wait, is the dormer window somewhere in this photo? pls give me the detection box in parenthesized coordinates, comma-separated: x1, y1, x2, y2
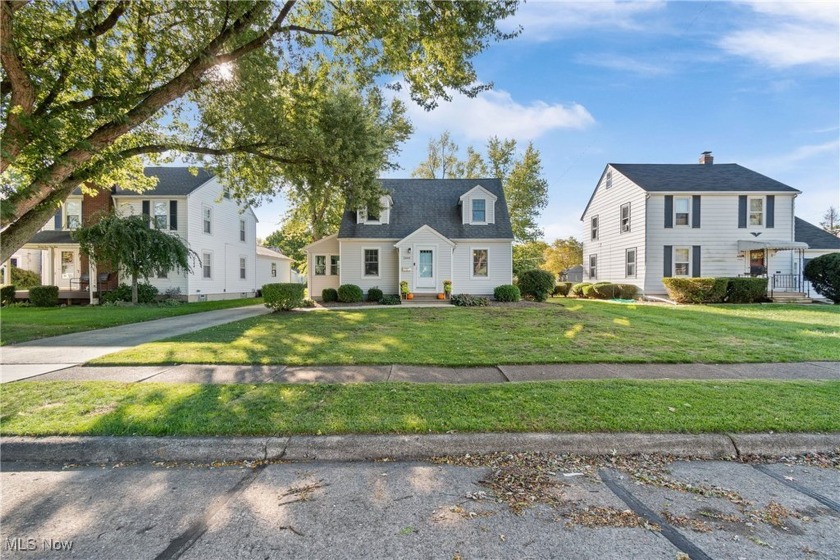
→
(357, 195, 391, 224)
(472, 199, 486, 223)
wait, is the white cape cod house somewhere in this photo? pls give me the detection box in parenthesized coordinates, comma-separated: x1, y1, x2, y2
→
(580, 152, 821, 300)
(304, 179, 514, 299)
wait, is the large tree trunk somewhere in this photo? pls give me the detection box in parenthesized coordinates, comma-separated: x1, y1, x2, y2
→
(0, 181, 77, 262)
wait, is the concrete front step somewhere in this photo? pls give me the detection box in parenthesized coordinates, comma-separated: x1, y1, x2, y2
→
(771, 292, 812, 303)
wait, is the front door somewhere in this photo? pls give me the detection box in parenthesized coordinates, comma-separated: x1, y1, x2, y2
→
(416, 247, 436, 289)
(749, 250, 766, 276)
(57, 249, 79, 288)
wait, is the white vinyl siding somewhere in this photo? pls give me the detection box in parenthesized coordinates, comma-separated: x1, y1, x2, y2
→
(674, 197, 691, 226)
(460, 187, 496, 225)
(339, 240, 399, 294)
(451, 241, 512, 295)
(256, 255, 291, 287)
(394, 227, 456, 294)
(306, 236, 340, 297)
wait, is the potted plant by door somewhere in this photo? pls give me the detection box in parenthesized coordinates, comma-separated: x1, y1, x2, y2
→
(400, 281, 409, 300)
(443, 280, 452, 300)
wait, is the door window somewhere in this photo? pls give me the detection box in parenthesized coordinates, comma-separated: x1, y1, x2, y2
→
(61, 251, 75, 279)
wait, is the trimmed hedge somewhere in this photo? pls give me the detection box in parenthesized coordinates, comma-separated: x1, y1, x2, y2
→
(367, 287, 384, 302)
(581, 284, 597, 298)
(804, 253, 840, 303)
(321, 288, 338, 302)
(263, 283, 305, 311)
(592, 282, 620, 299)
(494, 284, 521, 302)
(518, 269, 555, 302)
(570, 282, 591, 297)
(29, 285, 59, 307)
(617, 284, 639, 300)
(726, 277, 768, 303)
(101, 283, 159, 304)
(337, 284, 363, 303)
(553, 282, 573, 297)
(662, 277, 728, 304)
(11, 266, 41, 289)
(450, 294, 489, 307)
(379, 294, 401, 305)
(1, 285, 16, 306)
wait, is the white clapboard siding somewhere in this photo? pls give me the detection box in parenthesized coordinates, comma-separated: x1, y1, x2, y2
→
(450, 241, 512, 295)
(307, 235, 340, 298)
(339, 239, 400, 295)
(256, 255, 292, 287)
(394, 227, 454, 294)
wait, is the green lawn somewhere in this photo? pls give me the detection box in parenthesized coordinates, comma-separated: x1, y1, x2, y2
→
(2, 380, 837, 436)
(0, 298, 263, 346)
(90, 299, 840, 366)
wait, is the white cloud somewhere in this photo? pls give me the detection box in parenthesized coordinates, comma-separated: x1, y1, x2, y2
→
(500, 1, 666, 41)
(400, 88, 595, 141)
(749, 139, 840, 172)
(574, 53, 672, 76)
(719, 2, 839, 68)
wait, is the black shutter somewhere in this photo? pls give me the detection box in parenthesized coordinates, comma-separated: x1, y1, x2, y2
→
(169, 200, 178, 230)
(663, 245, 672, 278)
(664, 195, 673, 228)
(54, 209, 62, 229)
(692, 195, 701, 228)
(738, 195, 747, 228)
(692, 246, 701, 277)
(142, 200, 151, 226)
(766, 195, 775, 228)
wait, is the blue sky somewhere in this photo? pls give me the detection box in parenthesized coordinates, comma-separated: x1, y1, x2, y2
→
(255, 1, 839, 241)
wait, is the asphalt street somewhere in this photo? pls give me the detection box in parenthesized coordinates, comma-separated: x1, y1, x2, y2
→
(2, 456, 838, 559)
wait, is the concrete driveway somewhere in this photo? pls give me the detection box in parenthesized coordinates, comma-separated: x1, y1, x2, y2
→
(0, 305, 271, 382)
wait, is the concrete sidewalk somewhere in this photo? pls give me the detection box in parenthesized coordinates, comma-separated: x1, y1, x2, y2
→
(12, 360, 840, 384)
(0, 304, 271, 382)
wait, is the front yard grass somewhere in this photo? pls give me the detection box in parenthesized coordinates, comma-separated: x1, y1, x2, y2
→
(2, 380, 837, 436)
(0, 298, 263, 346)
(90, 299, 840, 366)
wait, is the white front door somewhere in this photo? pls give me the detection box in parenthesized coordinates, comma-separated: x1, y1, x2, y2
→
(416, 246, 436, 290)
(57, 249, 79, 288)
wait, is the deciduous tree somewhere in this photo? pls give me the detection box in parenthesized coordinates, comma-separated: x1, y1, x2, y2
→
(542, 237, 583, 278)
(820, 206, 840, 236)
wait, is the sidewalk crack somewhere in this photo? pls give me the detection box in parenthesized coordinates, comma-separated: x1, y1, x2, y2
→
(725, 433, 741, 459)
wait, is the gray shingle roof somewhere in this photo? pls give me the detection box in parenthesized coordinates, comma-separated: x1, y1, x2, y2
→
(26, 231, 76, 244)
(113, 167, 215, 197)
(338, 179, 513, 240)
(795, 217, 840, 250)
(611, 163, 800, 193)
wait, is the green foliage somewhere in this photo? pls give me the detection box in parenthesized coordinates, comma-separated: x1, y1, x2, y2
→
(29, 286, 59, 307)
(400, 281, 409, 295)
(450, 294, 490, 307)
(367, 287, 384, 302)
(581, 284, 597, 299)
(513, 241, 549, 277)
(443, 280, 452, 294)
(494, 284, 521, 302)
(725, 277, 768, 304)
(517, 269, 555, 302)
(11, 266, 41, 289)
(101, 283, 159, 305)
(1, 285, 17, 306)
(662, 278, 729, 304)
(543, 237, 583, 277)
(262, 283, 305, 311)
(74, 214, 194, 303)
(264, 218, 315, 274)
(337, 284, 364, 303)
(591, 282, 620, 299)
(804, 253, 840, 303)
(617, 284, 640, 300)
(321, 288, 339, 303)
(302, 298, 316, 308)
(379, 295, 402, 305)
(570, 283, 592, 297)
(553, 282, 573, 297)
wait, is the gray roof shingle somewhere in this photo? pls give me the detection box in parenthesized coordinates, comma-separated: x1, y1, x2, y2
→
(113, 167, 215, 197)
(338, 178, 513, 240)
(27, 231, 76, 244)
(610, 163, 800, 193)
(795, 217, 840, 250)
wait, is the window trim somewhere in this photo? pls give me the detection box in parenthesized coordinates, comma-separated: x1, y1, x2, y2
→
(239, 256, 247, 280)
(271, 262, 277, 278)
(673, 246, 691, 277)
(589, 254, 597, 280)
(330, 255, 340, 276)
(748, 196, 764, 227)
(620, 202, 631, 233)
(605, 169, 613, 189)
(590, 215, 599, 241)
(65, 200, 82, 230)
(153, 200, 168, 230)
(625, 247, 637, 278)
(239, 219, 246, 242)
(202, 205, 212, 235)
(313, 255, 327, 276)
(471, 247, 489, 279)
(471, 198, 487, 224)
(363, 247, 380, 278)
(674, 196, 691, 227)
(202, 251, 213, 280)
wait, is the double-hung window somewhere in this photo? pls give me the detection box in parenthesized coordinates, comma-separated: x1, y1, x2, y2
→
(65, 201, 82, 230)
(239, 257, 247, 280)
(203, 206, 212, 234)
(472, 199, 486, 223)
(240, 219, 246, 242)
(749, 197, 764, 226)
(364, 249, 379, 277)
(330, 255, 340, 276)
(314, 255, 327, 276)
(472, 249, 488, 277)
(589, 254, 597, 279)
(590, 216, 599, 240)
(625, 248, 636, 277)
(620, 203, 631, 233)
(271, 263, 277, 278)
(675, 197, 690, 226)
(153, 201, 167, 229)
(674, 247, 691, 277)
(202, 252, 212, 279)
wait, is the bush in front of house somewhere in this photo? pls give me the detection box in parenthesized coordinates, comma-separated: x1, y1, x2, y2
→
(29, 285, 60, 307)
(450, 294, 490, 307)
(804, 252, 840, 304)
(592, 282, 620, 299)
(662, 277, 728, 304)
(337, 284, 363, 303)
(725, 277, 768, 303)
(262, 283, 306, 311)
(101, 283, 159, 304)
(11, 267, 41, 289)
(553, 282, 573, 297)
(581, 284, 597, 299)
(379, 294, 402, 305)
(321, 288, 338, 302)
(1, 285, 16, 306)
(367, 287, 384, 302)
(494, 284, 521, 302)
(617, 284, 639, 300)
(570, 282, 591, 297)
(517, 269, 555, 302)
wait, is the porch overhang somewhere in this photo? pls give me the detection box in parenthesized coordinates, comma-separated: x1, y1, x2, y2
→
(23, 230, 78, 248)
(737, 240, 809, 251)
(394, 225, 455, 249)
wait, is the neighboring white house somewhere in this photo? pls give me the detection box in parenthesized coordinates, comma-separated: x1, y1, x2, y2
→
(256, 246, 295, 288)
(12, 167, 260, 302)
(304, 179, 514, 299)
(580, 152, 813, 298)
(794, 217, 840, 300)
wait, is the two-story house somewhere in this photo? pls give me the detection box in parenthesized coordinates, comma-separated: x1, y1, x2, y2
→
(580, 152, 814, 298)
(14, 167, 260, 302)
(304, 178, 514, 299)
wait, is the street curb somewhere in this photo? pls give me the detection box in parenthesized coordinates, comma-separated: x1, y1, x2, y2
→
(4, 432, 836, 465)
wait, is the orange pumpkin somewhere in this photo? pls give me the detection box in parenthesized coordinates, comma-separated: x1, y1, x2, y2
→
(406, 293, 414, 300)
(437, 293, 445, 299)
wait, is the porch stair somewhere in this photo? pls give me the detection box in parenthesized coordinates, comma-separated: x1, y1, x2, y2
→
(770, 292, 812, 304)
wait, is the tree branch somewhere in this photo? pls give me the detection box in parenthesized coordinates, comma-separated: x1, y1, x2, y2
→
(1, 0, 37, 173)
(117, 142, 313, 165)
(40, 1, 128, 52)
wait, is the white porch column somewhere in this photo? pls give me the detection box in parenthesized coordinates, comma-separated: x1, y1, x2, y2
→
(47, 247, 55, 286)
(88, 260, 97, 304)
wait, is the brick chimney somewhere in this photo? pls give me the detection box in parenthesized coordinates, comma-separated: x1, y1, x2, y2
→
(699, 151, 714, 165)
